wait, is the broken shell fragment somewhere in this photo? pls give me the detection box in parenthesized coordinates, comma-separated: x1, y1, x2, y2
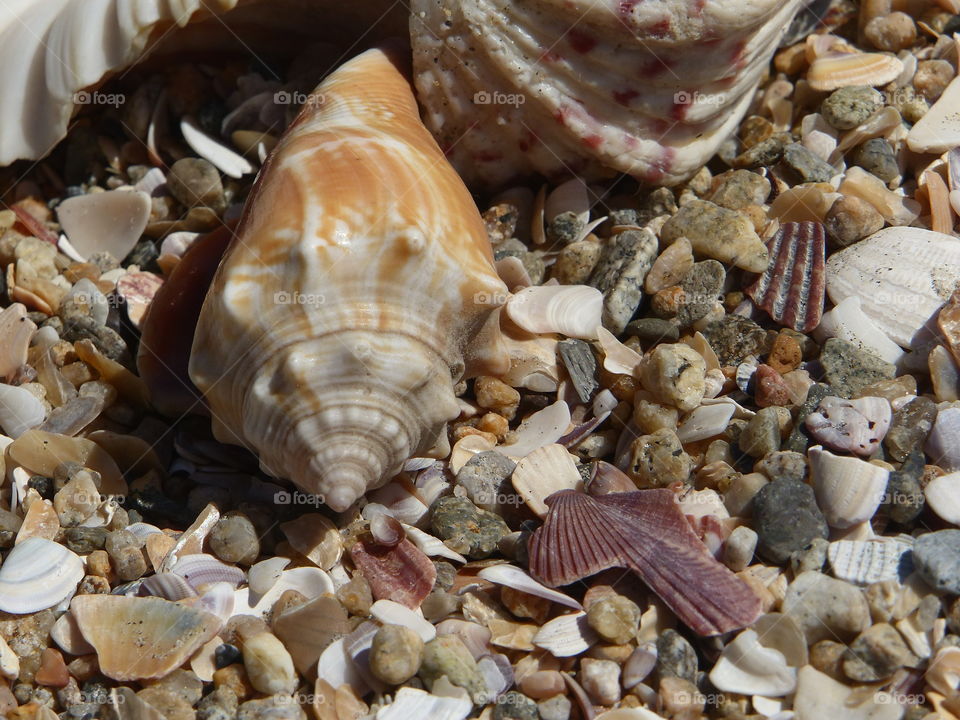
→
(808, 446, 888, 529)
(708, 629, 797, 697)
(71, 594, 221, 680)
(510, 443, 582, 518)
(804, 396, 892, 457)
(505, 285, 603, 340)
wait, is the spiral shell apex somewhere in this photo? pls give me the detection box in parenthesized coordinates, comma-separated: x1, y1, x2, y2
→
(189, 47, 508, 511)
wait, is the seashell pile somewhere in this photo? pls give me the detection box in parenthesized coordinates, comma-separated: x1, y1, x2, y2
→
(0, 0, 959, 717)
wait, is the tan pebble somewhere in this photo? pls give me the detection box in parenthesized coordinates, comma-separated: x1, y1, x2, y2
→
(452, 425, 498, 444)
(774, 45, 808, 75)
(585, 643, 634, 663)
(271, 589, 308, 621)
(136, 686, 195, 720)
(336, 575, 373, 616)
(650, 285, 685, 318)
(864, 12, 915, 52)
(768, 333, 802, 375)
(519, 670, 566, 699)
(755, 364, 792, 408)
(213, 664, 254, 701)
(632, 396, 678, 435)
(474, 376, 520, 420)
(579, 658, 621, 706)
(809, 639, 847, 680)
(501, 586, 551, 624)
(477, 412, 509, 440)
(34, 648, 68, 688)
(599, 367, 638, 401)
(645, 238, 694, 294)
(741, 204, 767, 233)
(739, 115, 776, 149)
(369, 625, 424, 685)
(66, 654, 99, 683)
(586, 595, 641, 645)
(553, 240, 602, 285)
(723, 472, 769, 517)
(913, 59, 955, 103)
(53, 472, 100, 527)
(660, 676, 704, 716)
(86, 550, 111, 578)
(638, 343, 706, 411)
(627, 428, 692, 488)
(241, 631, 297, 695)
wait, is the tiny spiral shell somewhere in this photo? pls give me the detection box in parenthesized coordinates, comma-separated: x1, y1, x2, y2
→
(189, 47, 507, 511)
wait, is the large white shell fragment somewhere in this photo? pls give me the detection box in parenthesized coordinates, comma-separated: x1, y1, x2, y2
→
(808, 446, 888, 530)
(826, 227, 960, 349)
(505, 285, 603, 340)
(376, 687, 471, 720)
(478, 563, 582, 610)
(908, 76, 960, 154)
(827, 539, 913, 585)
(0, 537, 84, 614)
(0, 383, 46, 438)
(708, 629, 796, 697)
(533, 612, 598, 657)
(815, 296, 904, 365)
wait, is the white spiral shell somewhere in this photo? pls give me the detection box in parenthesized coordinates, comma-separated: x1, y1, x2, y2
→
(188, 47, 507, 511)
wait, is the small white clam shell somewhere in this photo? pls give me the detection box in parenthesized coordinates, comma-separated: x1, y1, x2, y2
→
(815, 296, 904, 365)
(510, 443, 582, 518)
(140, 572, 198, 601)
(180, 116, 254, 178)
(248, 557, 290, 596)
(0, 537, 84, 614)
(377, 687, 472, 720)
(316, 637, 366, 694)
(172, 553, 246, 591)
(923, 471, 960, 525)
(925, 407, 960, 472)
(805, 396, 892, 457)
(370, 599, 436, 642)
(505, 285, 603, 340)
(233, 566, 334, 618)
(0, 383, 46, 438)
(273, 594, 353, 676)
(496, 401, 572, 459)
(194, 581, 236, 623)
(533, 612, 598, 657)
(56, 190, 151, 262)
(677, 403, 735, 443)
(826, 227, 960, 349)
(478, 564, 582, 610)
(827, 539, 913, 586)
(808, 446, 888, 529)
(908, 76, 960, 154)
(708, 629, 796, 697)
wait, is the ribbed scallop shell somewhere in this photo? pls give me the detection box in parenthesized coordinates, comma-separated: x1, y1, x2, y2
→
(412, 0, 807, 186)
(189, 47, 507, 512)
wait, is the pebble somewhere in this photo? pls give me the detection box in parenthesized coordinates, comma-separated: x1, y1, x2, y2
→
(913, 59, 955, 102)
(475, 376, 520, 420)
(849, 138, 899, 185)
(734, 133, 788, 168)
(656, 630, 698, 683)
(456, 451, 517, 513)
(767, 333, 802, 375)
(431, 496, 510, 559)
(579, 658, 621, 705)
(723, 525, 758, 572)
(197, 686, 238, 720)
(882, 449, 925, 524)
(824, 195, 885, 248)
(708, 170, 771, 210)
(753, 479, 829, 564)
(913, 530, 960, 594)
(819, 338, 896, 398)
(419, 635, 488, 703)
(240, 631, 296, 695)
(167, 158, 226, 212)
(137, 686, 195, 720)
(519, 670, 565, 700)
(676, 260, 725, 327)
(739, 407, 783, 459)
(625, 317, 679, 344)
(645, 237, 694, 294)
(553, 240, 602, 285)
(547, 211, 584, 246)
(782, 571, 871, 643)
(104, 529, 147, 581)
(215, 644, 242, 669)
(588, 228, 658, 333)
(123, 239, 160, 270)
(754, 364, 791, 408)
(482, 203, 518, 245)
(660, 199, 769, 273)
(494, 691, 540, 720)
(628, 429, 693, 487)
(810, 639, 847, 680)
(237, 696, 306, 720)
(820, 86, 884, 130)
(782, 142, 836, 183)
(209, 514, 260, 565)
(62, 526, 109, 554)
(885, 395, 936, 462)
(557, 339, 598, 403)
(637, 187, 678, 222)
(586, 595, 641, 645)
(538, 694, 572, 720)
(53, 471, 100, 527)
(842, 623, 918, 681)
(791, 537, 829, 575)
(701, 314, 768, 366)
(864, 12, 916, 52)
(756, 450, 807, 483)
(369, 624, 424, 685)
(637, 343, 706, 412)
(35, 648, 69, 687)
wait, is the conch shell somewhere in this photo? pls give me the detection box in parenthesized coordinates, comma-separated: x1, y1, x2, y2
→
(188, 47, 507, 511)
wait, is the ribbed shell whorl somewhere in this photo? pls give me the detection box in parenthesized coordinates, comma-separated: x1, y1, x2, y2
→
(188, 47, 507, 511)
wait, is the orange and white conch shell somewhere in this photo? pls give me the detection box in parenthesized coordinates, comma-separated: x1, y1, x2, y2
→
(188, 47, 508, 511)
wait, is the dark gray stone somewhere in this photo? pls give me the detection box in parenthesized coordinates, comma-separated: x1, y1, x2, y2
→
(754, 479, 829, 564)
(914, 530, 960, 594)
(558, 339, 598, 403)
